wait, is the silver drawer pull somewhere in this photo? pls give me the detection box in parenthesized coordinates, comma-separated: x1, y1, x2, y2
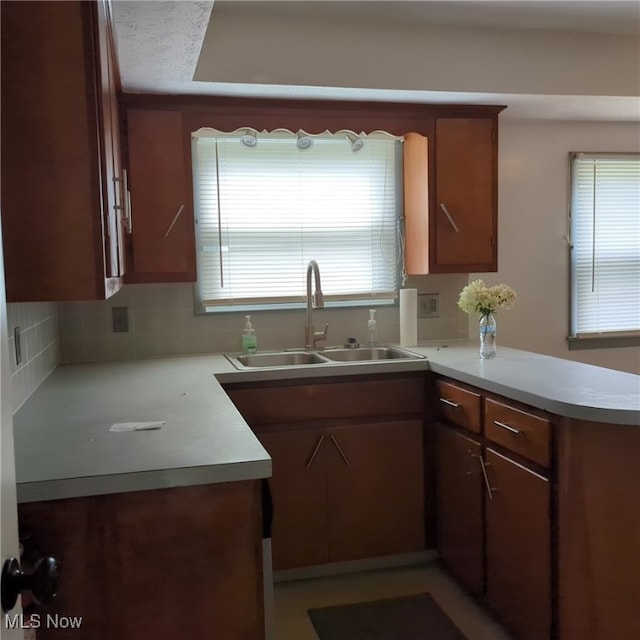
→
(477, 457, 495, 500)
(306, 435, 325, 470)
(494, 420, 521, 435)
(330, 435, 351, 466)
(439, 203, 460, 233)
(439, 398, 461, 409)
(164, 204, 185, 238)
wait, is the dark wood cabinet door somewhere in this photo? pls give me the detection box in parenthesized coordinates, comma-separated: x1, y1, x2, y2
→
(95, 0, 125, 279)
(434, 117, 497, 272)
(257, 428, 329, 570)
(435, 424, 484, 595)
(327, 420, 425, 563)
(18, 482, 264, 640)
(485, 448, 551, 640)
(1, 0, 123, 301)
(125, 108, 196, 282)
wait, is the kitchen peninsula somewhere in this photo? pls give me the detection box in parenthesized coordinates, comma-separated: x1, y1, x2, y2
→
(13, 344, 639, 640)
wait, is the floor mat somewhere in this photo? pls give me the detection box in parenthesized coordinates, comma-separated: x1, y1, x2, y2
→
(308, 592, 469, 640)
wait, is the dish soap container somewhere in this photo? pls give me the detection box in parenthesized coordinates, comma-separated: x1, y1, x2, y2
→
(367, 309, 378, 346)
(242, 315, 257, 354)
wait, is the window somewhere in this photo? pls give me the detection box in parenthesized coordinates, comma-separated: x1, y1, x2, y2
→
(192, 129, 402, 312)
(569, 153, 640, 348)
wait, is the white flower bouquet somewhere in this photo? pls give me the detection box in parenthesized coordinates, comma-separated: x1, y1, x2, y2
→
(458, 279, 517, 317)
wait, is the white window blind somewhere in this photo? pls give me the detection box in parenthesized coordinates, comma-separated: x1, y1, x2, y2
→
(570, 153, 640, 337)
(192, 130, 402, 311)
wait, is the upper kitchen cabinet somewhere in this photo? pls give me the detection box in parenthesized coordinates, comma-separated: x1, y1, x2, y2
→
(404, 114, 501, 274)
(1, 0, 125, 302)
(123, 108, 196, 283)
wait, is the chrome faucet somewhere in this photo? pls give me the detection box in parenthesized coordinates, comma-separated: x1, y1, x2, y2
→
(305, 260, 329, 349)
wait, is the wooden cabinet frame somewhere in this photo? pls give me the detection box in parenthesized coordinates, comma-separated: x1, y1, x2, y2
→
(224, 373, 430, 571)
(432, 374, 640, 640)
(1, 0, 125, 301)
(119, 94, 505, 284)
(433, 376, 553, 640)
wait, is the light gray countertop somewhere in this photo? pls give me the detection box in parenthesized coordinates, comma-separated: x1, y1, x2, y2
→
(410, 343, 640, 426)
(13, 355, 269, 503)
(13, 343, 639, 503)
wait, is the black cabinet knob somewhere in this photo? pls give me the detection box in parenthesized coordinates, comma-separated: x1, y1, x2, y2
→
(1, 556, 59, 613)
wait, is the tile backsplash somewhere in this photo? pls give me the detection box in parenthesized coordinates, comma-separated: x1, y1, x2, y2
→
(58, 276, 469, 363)
(7, 302, 59, 412)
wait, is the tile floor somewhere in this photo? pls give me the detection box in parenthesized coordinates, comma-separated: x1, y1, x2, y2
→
(273, 563, 514, 640)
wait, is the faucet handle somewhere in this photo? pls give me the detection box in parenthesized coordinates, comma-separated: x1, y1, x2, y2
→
(313, 324, 329, 347)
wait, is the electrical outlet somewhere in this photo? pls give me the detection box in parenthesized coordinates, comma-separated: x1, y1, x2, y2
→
(418, 293, 440, 318)
(14, 326, 22, 365)
(112, 307, 129, 333)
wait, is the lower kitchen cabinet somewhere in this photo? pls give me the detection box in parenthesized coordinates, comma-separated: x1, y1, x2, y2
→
(435, 424, 483, 596)
(18, 482, 264, 639)
(485, 448, 551, 640)
(225, 373, 429, 572)
(259, 419, 425, 570)
(434, 376, 553, 640)
(257, 428, 328, 570)
(327, 420, 425, 563)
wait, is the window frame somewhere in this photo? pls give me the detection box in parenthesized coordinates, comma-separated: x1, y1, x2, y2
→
(191, 129, 405, 314)
(567, 151, 640, 350)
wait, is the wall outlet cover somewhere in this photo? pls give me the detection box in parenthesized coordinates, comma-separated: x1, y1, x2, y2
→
(418, 293, 440, 318)
(112, 307, 129, 333)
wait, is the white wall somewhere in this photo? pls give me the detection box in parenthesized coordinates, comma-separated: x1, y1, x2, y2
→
(197, 5, 640, 98)
(472, 120, 640, 374)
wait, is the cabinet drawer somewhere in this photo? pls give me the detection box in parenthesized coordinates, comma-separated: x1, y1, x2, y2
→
(435, 380, 481, 433)
(226, 376, 425, 426)
(485, 398, 550, 467)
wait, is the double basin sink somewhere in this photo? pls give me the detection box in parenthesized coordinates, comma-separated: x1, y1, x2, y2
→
(225, 345, 424, 370)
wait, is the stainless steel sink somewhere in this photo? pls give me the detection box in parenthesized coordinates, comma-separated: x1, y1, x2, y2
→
(320, 346, 423, 362)
(225, 350, 329, 369)
(225, 345, 424, 370)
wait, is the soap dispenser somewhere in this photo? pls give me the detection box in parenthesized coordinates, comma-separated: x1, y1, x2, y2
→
(367, 309, 378, 346)
(242, 315, 257, 354)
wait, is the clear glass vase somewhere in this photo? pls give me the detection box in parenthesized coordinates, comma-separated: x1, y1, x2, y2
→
(479, 313, 497, 359)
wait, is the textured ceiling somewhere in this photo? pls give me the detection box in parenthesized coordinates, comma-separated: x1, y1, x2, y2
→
(112, 1, 213, 91)
(111, 1, 640, 120)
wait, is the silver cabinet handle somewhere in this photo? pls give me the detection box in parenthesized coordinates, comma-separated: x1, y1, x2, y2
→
(126, 189, 133, 234)
(123, 169, 132, 234)
(330, 435, 351, 466)
(439, 203, 460, 233)
(477, 456, 495, 501)
(164, 204, 185, 238)
(494, 420, 521, 435)
(439, 398, 461, 409)
(113, 171, 132, 234)
(306, 435, 325, 470)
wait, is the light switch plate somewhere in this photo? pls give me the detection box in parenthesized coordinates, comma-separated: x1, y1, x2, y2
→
(14, 326, 22, 365)
(418, 293, 440, 318)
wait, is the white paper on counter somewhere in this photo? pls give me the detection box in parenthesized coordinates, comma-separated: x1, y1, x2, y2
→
(109, 421, 166, 432)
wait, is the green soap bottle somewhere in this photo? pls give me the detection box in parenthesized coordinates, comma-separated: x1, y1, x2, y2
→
(242, 315, 257, 354)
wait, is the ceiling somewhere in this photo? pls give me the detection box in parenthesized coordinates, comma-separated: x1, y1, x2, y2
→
(112, 0, 640, 120)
